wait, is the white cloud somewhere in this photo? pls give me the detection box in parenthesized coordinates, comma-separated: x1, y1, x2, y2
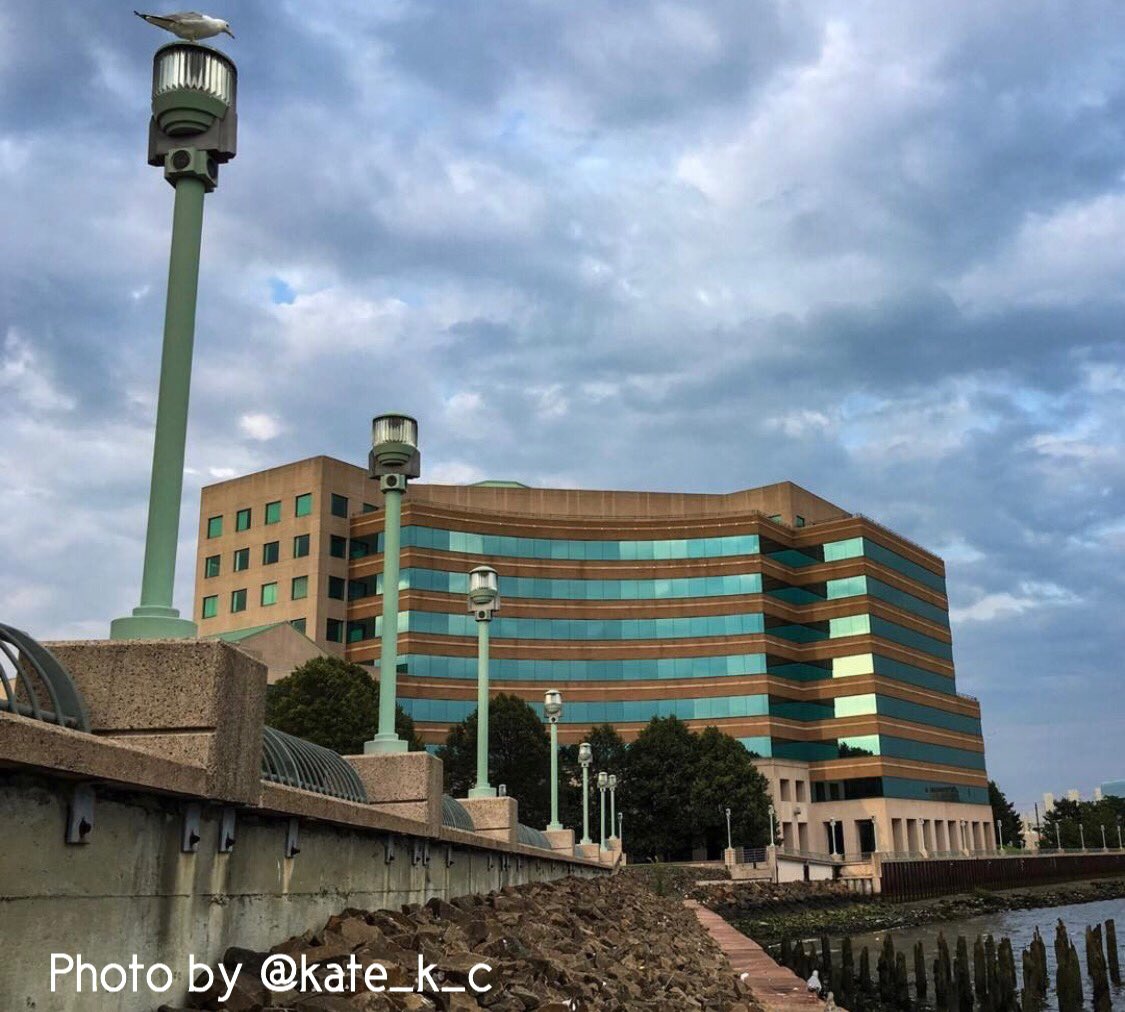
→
(950, 581, 1079, 623)
(427, 460, 488, 485)
(238, 413, 283, 441)
(0, 329, 75, 413)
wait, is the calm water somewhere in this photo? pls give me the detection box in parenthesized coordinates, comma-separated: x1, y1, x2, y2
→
(822, 898, 1125, 1011)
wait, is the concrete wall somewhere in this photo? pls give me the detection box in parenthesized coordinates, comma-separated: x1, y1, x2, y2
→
(1, 772, 599, 1012)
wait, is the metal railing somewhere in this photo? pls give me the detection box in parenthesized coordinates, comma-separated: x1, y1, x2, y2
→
(260, 726, 368, 803)
(0, 623, 90, 731)
(517, 823, 553, 850)
(441, 794, 474, 831)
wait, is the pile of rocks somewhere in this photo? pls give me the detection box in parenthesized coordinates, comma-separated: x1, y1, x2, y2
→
(163, 874, 760, 1011)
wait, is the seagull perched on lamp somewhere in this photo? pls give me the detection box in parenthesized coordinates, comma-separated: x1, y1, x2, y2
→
(135, 11, 234, 41)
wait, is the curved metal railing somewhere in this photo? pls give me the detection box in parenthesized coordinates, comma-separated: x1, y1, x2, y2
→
(260, 726, 368, 803)
(517, 823, 553, 850)
(0, 623, 90, 731)
(441, 794, 474, 830)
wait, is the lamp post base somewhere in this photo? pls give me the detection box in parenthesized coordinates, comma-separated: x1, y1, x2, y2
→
(363, 734, 409, 754)
(468, 785, 497, 798)
(546, 821, 562, 831)
(110, 607, 197, 640)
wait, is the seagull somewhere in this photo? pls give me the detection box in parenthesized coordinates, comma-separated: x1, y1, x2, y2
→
(134, 11, 234, 41)
(806, 969, 821, 994)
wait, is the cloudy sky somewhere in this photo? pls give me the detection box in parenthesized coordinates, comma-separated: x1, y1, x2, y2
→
(2, 1, 1123, 807)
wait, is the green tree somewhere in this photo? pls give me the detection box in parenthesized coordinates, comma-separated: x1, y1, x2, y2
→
(1042, 795, 1125, 850)
(620, 716, 699, 860)
(988, 780, 1025, 848)
(437, 693, 551, 827)
(690, 725, 772, 855)
(264, 655, 422, 754)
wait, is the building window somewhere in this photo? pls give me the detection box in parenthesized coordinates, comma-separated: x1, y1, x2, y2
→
(295, 492, 312, 517)
(204, 555, 220, 578)
(293, 533, 310, 558)
(206, 515, 223, 538)
(290, 618, 306, 634)
(265, 500, 281, 525)
(263, 541, 280, 565)
(233, 547, 250, 572)
(201, 595, 218, 619)
(231, 589, 247, 613)
(795, 515, 806, 528)
(235, 507, 251, 532)
(331, 493, 349, 518)
(326, 618, 344, 643)
(362, 502, 377, 514)
(291, 575, 308, 600)
(328, 576, 346, 600)
(330, 535, 347, 558)
(261, 582, 278, 606)
(768, 514, 782, 523)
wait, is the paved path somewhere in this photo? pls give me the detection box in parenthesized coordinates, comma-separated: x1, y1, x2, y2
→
(684, 899, 828, 1011)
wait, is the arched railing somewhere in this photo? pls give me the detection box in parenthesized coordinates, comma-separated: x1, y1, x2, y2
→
(260, 726, 368, 803)
(0, 623, 90, 731)
(517, 823, 553, 850)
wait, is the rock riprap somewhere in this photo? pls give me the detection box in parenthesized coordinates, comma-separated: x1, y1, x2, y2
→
(162, 874, 760, 1011)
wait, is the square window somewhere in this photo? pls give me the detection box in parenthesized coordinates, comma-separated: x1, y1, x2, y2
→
(201, 595, 218, 619)
(295, 492, 313, 517)
(206, 515, 222, 538)
(261, 582, 277, 606)
(233, 547, 249, 572)
(331, 493, 349, 518)
(290, 617, 306, 634)
(291, 575, 308, 600)
(235, 508, 251, 532)
(293, 533, 310, 558)
(326, 618, 344, 643)
(362, 502, 377, 514)
(263, 541, 280, 565)
(328, 576, 346, 600)
(204, 554, 220, 578)
(230, 588, 247, 613)
(330, 535, 347, 559)
(265, 500, 281, 525)
(795, 515, 806, 528)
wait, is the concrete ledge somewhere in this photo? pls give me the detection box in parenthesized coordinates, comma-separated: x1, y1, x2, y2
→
(345, 751, 442, 832)
(545, 828, 575, 853)
(458, 795, 518, 843)
(575, 842, 601, 862)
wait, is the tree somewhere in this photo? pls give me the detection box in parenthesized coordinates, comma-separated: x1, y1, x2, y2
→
(620, 716, 699, 861)
(264, 655, 422, 754)
(437, 693, 551, 827)
(1042, 795, 1125, 850)
(988, 780, 1025, 848)
(690, 725, 772, 856)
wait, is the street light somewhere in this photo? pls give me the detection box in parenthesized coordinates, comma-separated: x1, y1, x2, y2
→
(543, 689, 563, 828)
(828, 819, 837, 857)
(724, 806, 733, 851)
(960, 819, 968, 854)
(618, 812, 624, 849)
(364, 413, 421, 754)
(598, 771, 608, 851)
(464, 565, 500, 795)
(578, 743, 593, 845)
(997, 819, 1005, 850)
(768, 804, 776, 847)
(1056, 823, 1062, 851)
(608, 774, 619, 841)
(1079, 823, 1086, 851)
(1101, 824, 1107, 851)
(111, 43, 238, 639)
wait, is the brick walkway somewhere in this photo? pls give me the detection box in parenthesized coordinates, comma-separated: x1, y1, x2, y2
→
(684, 899, 828, 1011)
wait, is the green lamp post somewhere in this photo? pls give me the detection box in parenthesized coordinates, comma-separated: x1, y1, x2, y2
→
(578, 742, 592, 845)
(364, 413, 420, 754)
(467, 565, 500, 797)
(597, 770, 608, 851)
(543, 689, 563, 830)
(608, 773, 618, 840)
(111, 43, 237, 640)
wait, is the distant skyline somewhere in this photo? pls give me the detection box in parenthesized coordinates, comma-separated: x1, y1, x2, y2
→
(1, 2, 1122, 806)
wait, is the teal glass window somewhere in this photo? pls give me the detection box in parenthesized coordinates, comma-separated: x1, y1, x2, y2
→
(233, 547, 249, 572)
(235, 508, 251, 532)
(263, 541, 279, 565)
(204, 554, 220, 578)
(261, 582, 277, 606)
(331, 493, 348, 518)
(291, 575, 308, 600)
(265, 500, 281, 525)
(328, 576, 346, 600)
(362, 502, 377, 514)
(230, 589, 247, 613)
(293, 533, 310, 558)
(869, 616, 953, 661)
(330, 535, 347, 559)
(290, 618, 306, 634)
(201, 595, 218, 619)
(206, 515, 223, 538)
(326, 618, 344, 643)
(295, 493, 312, 517)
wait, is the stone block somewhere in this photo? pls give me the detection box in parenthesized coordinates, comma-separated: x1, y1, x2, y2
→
(457, 796, 518, 843)
(544, 828, 575, 853)
(575, 842, 601, 862)
(44, 640, 266, 804)
(723, 846, 738, 866)
(345, 751, 443, 831)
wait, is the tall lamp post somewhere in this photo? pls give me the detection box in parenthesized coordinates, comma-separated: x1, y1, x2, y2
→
(467, 566, 500, 795)
(364, 413, 420, 754)
(578, 743, 593, 845)
(543, 689, 563, 828)
(598, 771, 608, 851)
(608, 774, 619, 841)
(997, 819, 1005, 851)
(111, 43, 237, 639)
(618, 812, 624, 849)
(768, 804, 776, 847)
(724, 806, 733, 851)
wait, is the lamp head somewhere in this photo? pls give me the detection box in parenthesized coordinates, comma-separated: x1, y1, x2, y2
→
(543, 689, 563, 720)
(608, 774, 617, 789)
(468, 565, 500, 618)
(597, 771, 608, 788)
(578, 742, 592, 766)
(369, 413, 421, 481)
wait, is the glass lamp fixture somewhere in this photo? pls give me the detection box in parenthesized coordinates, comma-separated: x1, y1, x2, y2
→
(543, 689, 563, 722)
(578, 742, 592, 767)
(152, 43, 236, 135)
(468, 565, 499, 611)
(597, 771, 608, 789)
(371, 413, 419, 469)
(608, 773, 617, 790)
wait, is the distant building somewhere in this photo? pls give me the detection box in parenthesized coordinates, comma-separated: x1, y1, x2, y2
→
(1102, 779, 1125, 799)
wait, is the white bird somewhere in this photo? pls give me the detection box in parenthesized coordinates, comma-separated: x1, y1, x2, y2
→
(134, 11, 234, 41)
(806, 969, 821, 994)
